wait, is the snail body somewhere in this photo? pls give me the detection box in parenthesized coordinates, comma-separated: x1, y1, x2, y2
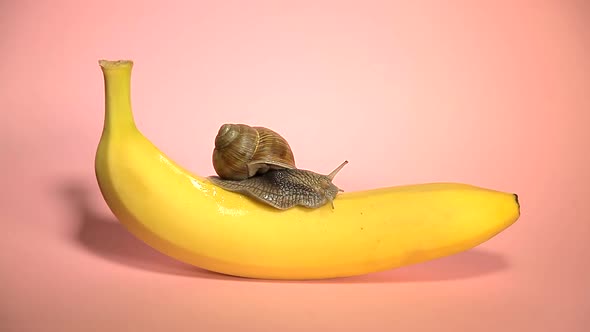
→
(209, 123, 347, 210)
(209, 160, 348, 210)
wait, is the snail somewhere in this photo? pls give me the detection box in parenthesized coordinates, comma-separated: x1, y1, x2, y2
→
(208, 123, 348, 210)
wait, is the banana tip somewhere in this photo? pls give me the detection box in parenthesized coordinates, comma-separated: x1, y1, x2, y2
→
(513, 193, 520, 213)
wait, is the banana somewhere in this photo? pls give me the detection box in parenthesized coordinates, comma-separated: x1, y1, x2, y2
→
(94, 60, 520, 280)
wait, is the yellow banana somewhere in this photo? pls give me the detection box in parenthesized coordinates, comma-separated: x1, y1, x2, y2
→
(95, 59, 520, 280)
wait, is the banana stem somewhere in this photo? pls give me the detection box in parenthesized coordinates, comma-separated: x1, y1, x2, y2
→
(98, 60, 137, 133)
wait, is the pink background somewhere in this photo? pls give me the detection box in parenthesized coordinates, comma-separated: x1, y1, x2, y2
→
(2, 0, 589, 331)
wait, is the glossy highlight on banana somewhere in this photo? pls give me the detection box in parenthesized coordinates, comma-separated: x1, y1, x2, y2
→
(94, 59, 520, 280)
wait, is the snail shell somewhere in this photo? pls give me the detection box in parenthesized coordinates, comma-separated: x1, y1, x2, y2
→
(209, 160, 348, 210)
(212, 124, 296, 181)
